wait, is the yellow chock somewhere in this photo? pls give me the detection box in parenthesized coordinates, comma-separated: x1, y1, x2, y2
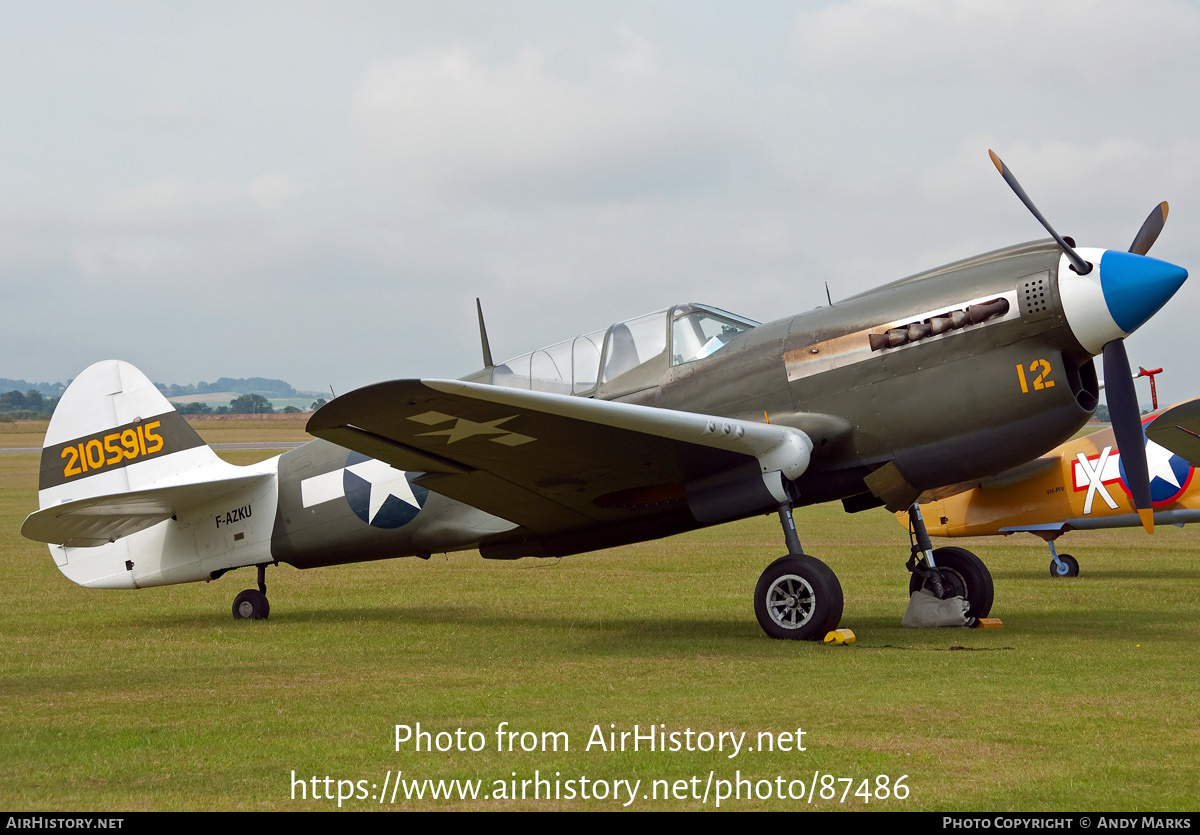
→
(977, 618, 1004, 629)
(823, 628, 856, 644)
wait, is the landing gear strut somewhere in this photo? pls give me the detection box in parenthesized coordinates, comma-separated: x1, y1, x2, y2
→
(904, 503, 994, 620)
(753, 502, 843, 640)
(232, 564, 271, 620)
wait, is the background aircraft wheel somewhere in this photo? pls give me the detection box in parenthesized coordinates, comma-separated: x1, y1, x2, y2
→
(232, 589, 270, 620)
(908, 546, 993, 619)
(1050, 553, 1080, 578)
(754, 555, 843, 641)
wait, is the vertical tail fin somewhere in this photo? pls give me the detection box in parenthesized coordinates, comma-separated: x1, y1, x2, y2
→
(37, 360, 221, 505)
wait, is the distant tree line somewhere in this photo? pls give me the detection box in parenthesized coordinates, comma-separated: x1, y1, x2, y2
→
(173, 394, 318, 415)
(3, 376, 298, 399)
(0, 379, 66, 399)
(2, 374, 307, 419)
(154, 377, 297, 398)
(175, 393, 289, 415)
(0, 390, 59, 418)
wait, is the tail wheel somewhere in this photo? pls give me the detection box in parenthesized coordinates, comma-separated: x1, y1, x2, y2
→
(755, 555, 843, 641)
(233, 589, 270, 620)
(908, 546, 993, 619)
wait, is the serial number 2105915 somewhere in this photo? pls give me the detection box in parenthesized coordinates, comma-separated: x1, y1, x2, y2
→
(61, 421, 165, 477)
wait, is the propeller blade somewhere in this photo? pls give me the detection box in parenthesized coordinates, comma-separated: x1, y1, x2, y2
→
(1102, 339, 1154, 532)
(989, 150, 1092, 275)
(1129, 201, 1169, 256)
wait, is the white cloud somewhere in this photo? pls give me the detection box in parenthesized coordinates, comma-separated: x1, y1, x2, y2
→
(792, 0, 1200, 90)
(349, 43, 740, 203)
(98, 177, 243, 227)
(248, 173, 303, 211)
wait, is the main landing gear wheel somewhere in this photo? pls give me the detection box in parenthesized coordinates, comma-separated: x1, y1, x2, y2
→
(232, 589, 270, 620)
(908, 546, 993, 620)
(755, 555, 844, 641)
(1050, 553, 1080, 578)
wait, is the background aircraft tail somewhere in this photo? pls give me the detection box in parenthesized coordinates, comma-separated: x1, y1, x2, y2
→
(23, 360, 278, 589)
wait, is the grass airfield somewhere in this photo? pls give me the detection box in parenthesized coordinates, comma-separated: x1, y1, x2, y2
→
(2, 419, 1198, 811)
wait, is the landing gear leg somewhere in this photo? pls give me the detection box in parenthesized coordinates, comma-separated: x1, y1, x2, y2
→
(1048, 540, 1080, 578)
(232, 564, 271, 621)
(777, 501, 804, 557)
(753, 501, 844, 640)
(905, 503, 994, 621)
(904, 502, 945, 598)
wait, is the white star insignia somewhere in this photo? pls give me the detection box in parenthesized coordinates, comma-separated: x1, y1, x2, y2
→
(1143, 439, 1183, 489)
(345, 458, 420, 524)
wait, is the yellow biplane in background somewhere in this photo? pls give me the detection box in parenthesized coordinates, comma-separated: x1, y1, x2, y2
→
(905, 400, 1200, 577)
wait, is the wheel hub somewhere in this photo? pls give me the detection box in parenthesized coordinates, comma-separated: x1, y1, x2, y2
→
(923, 567, 966, 600)
(766, 575, 816, 629)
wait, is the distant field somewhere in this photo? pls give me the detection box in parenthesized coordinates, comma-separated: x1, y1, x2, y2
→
(167, 391, 252, 404)
(0, 420, 48, 448)
(186, 414, 311, 445)
(3, 422, 1198, 811)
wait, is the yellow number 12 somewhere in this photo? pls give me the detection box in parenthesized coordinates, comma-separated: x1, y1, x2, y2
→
(1017, 359, 1055, 393)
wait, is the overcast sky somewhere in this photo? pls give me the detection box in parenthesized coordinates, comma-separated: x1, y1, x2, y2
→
(4, 0, 1199, 408)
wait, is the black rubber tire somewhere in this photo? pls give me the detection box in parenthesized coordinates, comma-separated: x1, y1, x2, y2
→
(754, 555, 844, 641)
(232, 589, 270, 620)
(1050, 553, 1080, 578)
(908, 546, 993, 619)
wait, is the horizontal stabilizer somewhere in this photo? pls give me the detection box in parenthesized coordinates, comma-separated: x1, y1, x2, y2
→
(22, 472, 274, 547)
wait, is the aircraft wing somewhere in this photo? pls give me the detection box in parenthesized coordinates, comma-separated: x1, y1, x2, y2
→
(307, 379, 812, 535)
(1146, 399, 1200, 465)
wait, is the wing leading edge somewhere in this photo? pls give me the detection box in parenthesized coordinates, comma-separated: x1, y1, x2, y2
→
(308, 379, 814, 536)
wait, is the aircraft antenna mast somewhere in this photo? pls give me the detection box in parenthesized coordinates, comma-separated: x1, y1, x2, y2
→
(476, 298, 495, 369)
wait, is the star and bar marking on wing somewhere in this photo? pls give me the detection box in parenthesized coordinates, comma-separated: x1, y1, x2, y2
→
(408, 410, 535, 446)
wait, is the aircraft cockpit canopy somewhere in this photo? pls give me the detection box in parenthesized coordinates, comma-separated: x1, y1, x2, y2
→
(490, 303, 758, 397)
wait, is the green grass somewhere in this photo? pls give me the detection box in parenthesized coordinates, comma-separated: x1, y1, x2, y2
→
(2, 447, 1198, 811)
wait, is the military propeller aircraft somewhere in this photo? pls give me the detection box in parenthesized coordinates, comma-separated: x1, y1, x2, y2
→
(21, 151, 1190, 639)
(907, 399, 1200, 578)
